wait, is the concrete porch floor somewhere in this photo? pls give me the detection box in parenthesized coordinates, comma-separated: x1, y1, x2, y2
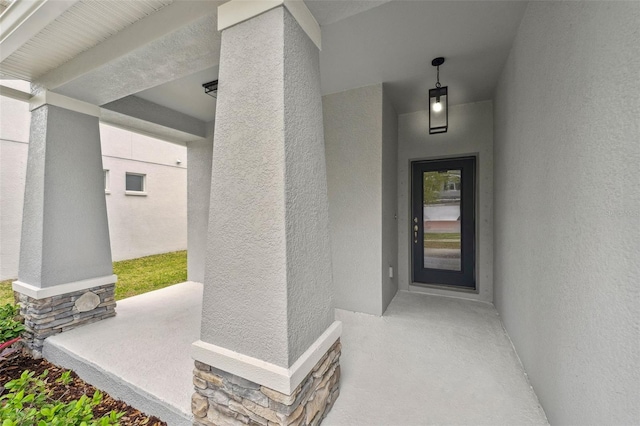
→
(43, 282, 547, 426)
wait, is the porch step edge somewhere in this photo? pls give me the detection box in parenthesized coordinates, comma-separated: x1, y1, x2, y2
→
(43, 339, 191, 426)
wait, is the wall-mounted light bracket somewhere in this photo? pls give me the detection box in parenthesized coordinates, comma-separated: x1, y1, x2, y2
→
(203, 80, 218, 98)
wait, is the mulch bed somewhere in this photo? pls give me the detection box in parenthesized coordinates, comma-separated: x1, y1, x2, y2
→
(1, 352, 167, 425)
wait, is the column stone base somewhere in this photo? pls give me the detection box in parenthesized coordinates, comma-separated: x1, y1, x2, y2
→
(16, 283, 116, 358)
(192, 339, 341, 426)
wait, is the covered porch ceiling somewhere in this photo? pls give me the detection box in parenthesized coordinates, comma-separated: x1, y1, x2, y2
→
(0, 0, 527, 142)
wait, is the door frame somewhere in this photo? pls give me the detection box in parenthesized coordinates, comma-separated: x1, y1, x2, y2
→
(409, 154, 478, 293)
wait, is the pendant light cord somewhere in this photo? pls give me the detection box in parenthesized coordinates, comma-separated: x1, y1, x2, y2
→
(435, 65, 441, 88)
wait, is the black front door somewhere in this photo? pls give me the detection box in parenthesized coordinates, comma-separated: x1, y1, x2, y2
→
(411, 157, 476, 289)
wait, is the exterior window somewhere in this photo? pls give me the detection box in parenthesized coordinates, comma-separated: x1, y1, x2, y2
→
(125, 173, 146, 195)
(104, 170, 110, 193)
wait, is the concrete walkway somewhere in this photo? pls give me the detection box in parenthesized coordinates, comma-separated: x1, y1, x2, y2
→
(44, 283, 547, 426)
(325, 292, 548, 425)
(44, 281, 203, 426)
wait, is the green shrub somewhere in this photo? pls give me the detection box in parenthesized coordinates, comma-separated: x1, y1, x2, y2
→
(0, 370, 124, 426)
(0, 303, 24, 342)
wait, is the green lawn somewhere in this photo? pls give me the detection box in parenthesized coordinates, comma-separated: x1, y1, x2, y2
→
(113, 250, 187, 300)
(425, 233, 461, 249)
(425, 233, 461, 240)
(0, 250, 187, 306)
(425, 241, 461, 249)
(0, 280, 15, 306)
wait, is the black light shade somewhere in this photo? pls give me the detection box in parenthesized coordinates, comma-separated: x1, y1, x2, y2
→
(429, 85, 448, 134)
(429, 57, 448, 134)
(202, 80, 218, 98)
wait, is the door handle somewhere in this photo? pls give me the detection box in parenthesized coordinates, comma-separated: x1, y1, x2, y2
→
(413, 218, 418, 243)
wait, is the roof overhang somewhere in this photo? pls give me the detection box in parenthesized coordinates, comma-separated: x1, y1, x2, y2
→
(0, 0, 77, 62)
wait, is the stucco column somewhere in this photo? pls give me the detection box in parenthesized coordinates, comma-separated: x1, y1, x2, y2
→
(187, 137, 213, 283)
(191, 2, 341, 425)
(13, 93, 116, 358)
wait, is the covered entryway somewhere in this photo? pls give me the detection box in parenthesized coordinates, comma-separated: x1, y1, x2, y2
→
(2, 1, 638, 425)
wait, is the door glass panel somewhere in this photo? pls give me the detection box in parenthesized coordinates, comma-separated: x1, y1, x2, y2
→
(423, 170, 461, 271)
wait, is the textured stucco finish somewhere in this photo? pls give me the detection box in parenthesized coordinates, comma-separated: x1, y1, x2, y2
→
(398, 101, 494, 302)
(381, 89, 399, 312)
(202, 7, 333, 368)
(282, 8, 334, 362)
(323, 84, 399, 316)
(52, 14, 220, 106)
(99, 108, 200, 145)
(324, 86, 382, 315)
(19, 105, 113, 288)
(187, 138, 213, 283)
(493, 2, 640, 424)
(101, 95, 207, 138)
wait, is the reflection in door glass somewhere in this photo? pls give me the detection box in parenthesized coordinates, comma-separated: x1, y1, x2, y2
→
(423, 170, 461, 271)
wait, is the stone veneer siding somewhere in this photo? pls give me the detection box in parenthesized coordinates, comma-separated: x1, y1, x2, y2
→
(16, 283, 116, 358)
(192, 339, 341, 426)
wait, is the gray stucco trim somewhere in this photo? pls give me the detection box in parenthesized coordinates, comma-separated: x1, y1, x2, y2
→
(13, 274, 116, 299)
(101, 96, 207, 138)
(323, 85, 384, 316)
(18, 104, 113, 289)
(187, 138, 213, 283)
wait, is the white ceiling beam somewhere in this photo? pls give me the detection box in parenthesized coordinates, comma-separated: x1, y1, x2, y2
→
(29, 89, 100, 117)
(0, 83, 30, 101)
(35, 0, 220, 92)
(101, 95, 206, 138)
(0, 0, 78, 62)
(0, 83, 204, 144)
(99, 108, 203, 146)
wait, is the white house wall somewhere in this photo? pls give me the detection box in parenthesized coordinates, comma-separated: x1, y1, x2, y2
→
(100, 123, 187, 262)
(0, 97, 187, 280)
(0, 93, 30, 280)
(398, 101, 494, 303)
(493, 2, 640, 424)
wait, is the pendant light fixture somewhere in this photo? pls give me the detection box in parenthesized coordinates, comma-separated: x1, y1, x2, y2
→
(429, 57, 448, 134)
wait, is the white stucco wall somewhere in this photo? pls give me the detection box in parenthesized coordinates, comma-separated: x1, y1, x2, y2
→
(381, 90, 398, 312)
(324, 85, 383, 315)
(186, 138, 212, 283)
(0, 91, 188, 280)
(493, 2, 640, 424)
(323, 84, 399, 316)
(398, 101, 493, 303)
